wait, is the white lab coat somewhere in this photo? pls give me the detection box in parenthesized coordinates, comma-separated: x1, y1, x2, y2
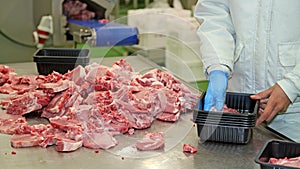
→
(194, 0, 300, 112)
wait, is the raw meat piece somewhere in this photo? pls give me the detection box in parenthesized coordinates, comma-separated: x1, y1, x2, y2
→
(63, 0, 95, 20)
(0, 65, 17, 86)
(269, 156, 300, 168)
(183, 144, 198, 154)
(11, 134, 44, 148)
(0, 83, 16, 94)
(41, 71, 63, 83)
(49, 116, 81, 130)
(128, 128, 134, 135)
(94, 76, 112, 91)
(56, 138, 83, 152)
(222, 105, 240, 114)
(64, 65, 86, 85)
(0, 114, 27, 134)
(42, 87, 80, 118)
(83, 131, 118, 150)
(157, 88, 179, 114)
(49, 116, 83, 139)
(210, 104, 240, 114)
(6, 90, 52, 115)
(131, 113, 153, 129)
(135, 132, 164, 151)
(40, 79, 72, 93)
(83, 91, 112, 105)
(112, 59, 133, 72)
(114, 99, 148, 114)
(156, 112, 180, 122)
(85, 65, 112, 84)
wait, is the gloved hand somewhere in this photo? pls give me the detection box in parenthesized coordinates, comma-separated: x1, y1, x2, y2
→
(204, 70, 228, 111)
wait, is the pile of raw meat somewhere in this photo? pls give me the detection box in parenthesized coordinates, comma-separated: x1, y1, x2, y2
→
(0, 59, 199, 152)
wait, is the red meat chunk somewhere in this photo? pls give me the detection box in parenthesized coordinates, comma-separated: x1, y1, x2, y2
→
(183, 144, 198, 154)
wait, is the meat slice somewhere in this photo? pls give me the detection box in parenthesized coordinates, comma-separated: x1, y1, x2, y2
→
(11, 134, 44, 148)
(41, 87, 80, 118)
(40, 79, 71, 93)
(0, 113, 27, 134)
(157, 88, 179, 114)
(56, 138, 83, 152)
(49, 116, 82, 132)
(41, 71, 63, 83)
(83, 91, 112, 105)
(64, 65, 86, 85)
(0, 83, 16, 94)
(83, 132, 118, 150)
(5, 90, 52, 115)
(0, 65, 15, 86)
(183, 144, 198, 154)
(131, 113, 153, 129)
(156, 112, 180, 122)
(135, 132, 164, 151)
(111, 59, 133, 72)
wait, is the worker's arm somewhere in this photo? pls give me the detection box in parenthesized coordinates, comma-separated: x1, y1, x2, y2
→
(194, 0, 234, 111)
(194, 0, 235, 76)
(252, 63, 300, 125)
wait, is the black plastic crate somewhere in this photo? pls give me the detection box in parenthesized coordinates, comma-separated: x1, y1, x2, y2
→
(194, 92, 259, 144)
(33, 48, 90, 75)
(255, 140, 300, 169)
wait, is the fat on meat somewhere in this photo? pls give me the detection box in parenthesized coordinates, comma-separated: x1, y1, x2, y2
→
(83, 131, 118, 150)
(40, 79, 72, 93)
(56, 138, 83, 152)
(135, 132, 165, 151)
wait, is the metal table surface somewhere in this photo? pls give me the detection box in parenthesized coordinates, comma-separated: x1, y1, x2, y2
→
(0, 56, 288, 169)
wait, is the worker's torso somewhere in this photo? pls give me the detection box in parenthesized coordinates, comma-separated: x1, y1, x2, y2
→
(226, 0, 300, 110)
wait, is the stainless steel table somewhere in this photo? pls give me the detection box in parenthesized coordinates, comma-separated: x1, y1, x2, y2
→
(0, 56, 287, 169)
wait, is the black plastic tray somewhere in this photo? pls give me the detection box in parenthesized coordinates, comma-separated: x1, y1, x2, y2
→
(195, 120, 256, 127)
(194, 92, 259, 119)
(33, 48, 90, 75)
(255, 140, 300, 169)
(194, 92, 259, 144)
(196, 123, 253, 144)
(194, 92, 258, 123)
(195, 114, 256, 122)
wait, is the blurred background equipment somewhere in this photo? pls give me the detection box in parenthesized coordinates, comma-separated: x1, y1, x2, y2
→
(0, 0, 136, 63)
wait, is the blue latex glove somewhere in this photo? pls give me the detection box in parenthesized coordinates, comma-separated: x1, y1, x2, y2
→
(204, 70, 228, 111)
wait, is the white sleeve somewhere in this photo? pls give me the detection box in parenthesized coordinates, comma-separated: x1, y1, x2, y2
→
(194, 0, 235, 76)
(277, 64, 300, 103)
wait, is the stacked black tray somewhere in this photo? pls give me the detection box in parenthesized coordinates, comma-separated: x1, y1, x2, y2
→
(193, 92, 259, 144)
